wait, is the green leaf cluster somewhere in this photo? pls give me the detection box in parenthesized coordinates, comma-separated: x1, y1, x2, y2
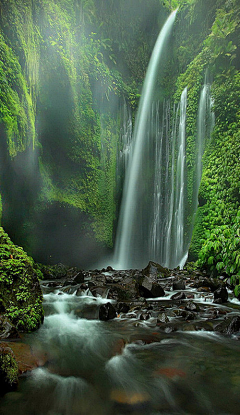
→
(0, 227, 44, 331)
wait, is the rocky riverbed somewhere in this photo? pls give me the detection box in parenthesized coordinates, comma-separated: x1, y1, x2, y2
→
(1, 261, 240, 414)
(41, 261, 240, 337)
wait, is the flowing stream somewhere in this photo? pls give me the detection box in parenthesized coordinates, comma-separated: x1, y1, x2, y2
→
(1, 278, 240, 415)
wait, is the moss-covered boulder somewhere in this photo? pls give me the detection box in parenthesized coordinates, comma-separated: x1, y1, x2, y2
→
(0, 346, 18, 394)
(0, 227, 44, 332)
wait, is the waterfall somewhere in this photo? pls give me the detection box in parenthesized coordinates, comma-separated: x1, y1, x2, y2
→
(116, 100, 133, 194)
(150, 88, 188, 270)
(195, 76, 215, 205)
(173, 87, 188, 268)
(114, 10, 178, 269)
(113, 12, 214, 271)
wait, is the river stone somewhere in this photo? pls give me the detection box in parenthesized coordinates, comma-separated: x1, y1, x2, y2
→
(117, 302, 130, 314)
(151, 283, 165, 298)
(215, 316, 240, 335)
(0, 317, 20, 339)
(185, 301, 199, 312)
(213, 286, 228, 303)
(173, 279, 186, 290)
(142, 261, 170, 278)
(157, 312, 169, 324)
(171, 292, 186, 301)
(137, 276, 165, 298)
(99, 302, 117, 321)
(72, 271, 85, 284)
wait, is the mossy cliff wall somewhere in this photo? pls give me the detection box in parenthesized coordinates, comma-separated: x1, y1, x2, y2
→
(0, 0, 165, 267)
(171, 0, 240, 284)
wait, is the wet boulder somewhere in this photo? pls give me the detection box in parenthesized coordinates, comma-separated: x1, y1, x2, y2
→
(171, 292, 186, 301)
(157, 312, 169, 324)
(142, 261, 170, 278)
(185, 301, 199, 312)
(0, 317, 20, 339)
(173, 279, 186, 290)
(215, 316, 240, 335)
(117, 302, 130, 314)
(136, 276, 165, 298)
(72, 271, 85, 284)
(213, 286, 228, 303)
(99, 302, 117, 321)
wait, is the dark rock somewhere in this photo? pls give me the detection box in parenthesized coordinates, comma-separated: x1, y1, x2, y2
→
(185, 301, 199, 312)
(215, 316, 240, 335)
(91, 286, 109, 298)
(182, 311, 195, 321)
(140, 276, 153, 292)
(99, 302, 117, 321)
(157, 312, 169, 324)
(193, 277, 220, 292)
(226, 316, 240, 334)
(0, 317, 20, 339)
(151, 283, 165, 298)
(173, 279, 186, 290)
(137, 277, 165, 298)
(88, 281, 96, 289)
(74, 304, 99, 320)
(197, 286, 211, 292)
(72, 271, 85, 284)
(213, 286, 228, 303)
(171, 292, 186, 301)
(80, 283, 88, 290)
(142, 261, 170, 278)
(117, 303, 130, 314)
(139, 313, 151, 321)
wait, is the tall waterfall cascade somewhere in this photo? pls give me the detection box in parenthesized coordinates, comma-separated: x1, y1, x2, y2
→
(114, 10, 178, 269)
(114, 10, 214, 270)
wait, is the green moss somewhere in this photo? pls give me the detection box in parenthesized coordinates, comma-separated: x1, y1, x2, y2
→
(0, 227, 44, 332)
(0, 349, 18, 390)
(0, 32, 35, 157)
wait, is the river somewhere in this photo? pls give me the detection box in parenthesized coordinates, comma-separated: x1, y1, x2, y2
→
(1, 269, 240, 414)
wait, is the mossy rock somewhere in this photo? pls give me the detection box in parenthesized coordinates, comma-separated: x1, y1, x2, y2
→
(0, 227, 44, 332)
(0, 346, 18, 394)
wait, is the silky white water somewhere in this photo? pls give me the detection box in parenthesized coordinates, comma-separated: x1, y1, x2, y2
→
(114, 10, 178, 270)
